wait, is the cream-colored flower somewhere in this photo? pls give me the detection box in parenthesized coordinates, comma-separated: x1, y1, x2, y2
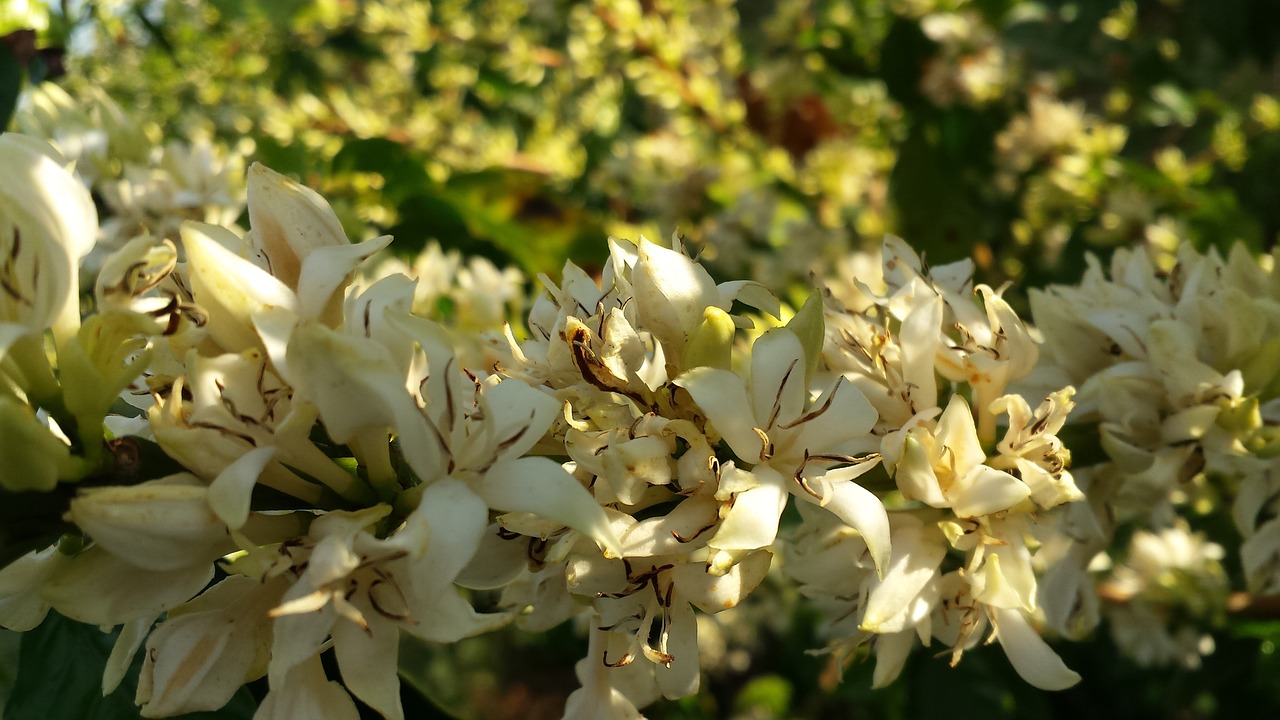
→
(675, 327, 887, 574)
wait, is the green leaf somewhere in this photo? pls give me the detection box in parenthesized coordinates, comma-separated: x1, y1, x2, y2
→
(4, 612, 256, 720)
(0, 42, 22, 133)
(734, 674, 793, 716)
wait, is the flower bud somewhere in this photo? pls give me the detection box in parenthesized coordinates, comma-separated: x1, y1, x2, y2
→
(67, 475, 230, 571)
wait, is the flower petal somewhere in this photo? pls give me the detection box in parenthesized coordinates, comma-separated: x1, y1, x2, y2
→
(209, 446, 277, 530)
(295, 236, 392, 324)
(633, 237, 719, 359)
(478, 458, 622, 558)
(992, 606, 1081, 690)
(750, 329, 806, 430)
(67, 477, 230, 571)
(287, 322, 445, 482)
(137, 575, 281, 716)
(673, 367, 763, 462)
(708, 465, 787, 552)
(333, 597, 404, 720)
(255, 655, 359, 720)
(676, 549, 772, 613)
(182, 222, 297, 353)
(803, 473, 891, 578)
(43, 546, 214, 626)
(950, 465, 1030, 519)
(862, 518, 947, 632)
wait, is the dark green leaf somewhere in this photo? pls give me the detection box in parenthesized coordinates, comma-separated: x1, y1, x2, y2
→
(5, 612, 256, 720)
(0, 43, 23, 134)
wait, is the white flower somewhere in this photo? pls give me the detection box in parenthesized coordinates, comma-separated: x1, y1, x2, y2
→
(674, 327, 887, 574)
(263, 479, 509, 720)
(0, 133, 97, 347)
(884, 394, 1030, 519)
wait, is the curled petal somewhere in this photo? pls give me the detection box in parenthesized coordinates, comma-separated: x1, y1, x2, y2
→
(182, 222, 296, 353)
(479, 457, 622, 558)
(633, 237, 719, 359)
(208, 446, 277, 530)
(295, 236, 392, 324)
(992, 606, 1081, 691)
(246, 163, 350, 289)
(800, 472, 891, 578)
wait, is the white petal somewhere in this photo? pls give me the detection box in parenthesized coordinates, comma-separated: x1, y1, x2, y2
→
(478, 458, 622, 558)
(801, 474, 891, 578)
(0, 546, 63, 631)
(287, 322, 445, 482)
(871, 629, 916, 688)
(333, 599, 404, 720)
(254, 655, 359, 720)
(654, 599, 699, 699)
(992, 606, 1081, 690)
(43, 547, 214, 626)
(108, 615, 156, 695)
(182, 222, 297, 353)
(750, 329, 806, 430)
(454, 524, 530, 590)
(209, 446, 277, 530)
(402, 586, 511, 643)
(898, 293, 942, 412)
(782, 378, 878, 454)
(621, 496, 720, 557)
(633, 237, 719, 358)
(482, 379, 561, 463)
(295, 236, 392, 323)
(675, 550, 772, 613)
(949, 465, 1030, 518)
(0, 134, 96, 343)
(563, 628, 643, 720)
(708, 465, 787, 552)
(716, 280, 780, 319)
(393, 477, 488, 595)
(892, 432, 947, 507)
(139, 576, 280, 716)
(936, 394, 985, 476)
(673, 367, 763, 462)
(246, 163, 350, 289)
(862, 519, 947, 632)
(68, 478, 229, 571)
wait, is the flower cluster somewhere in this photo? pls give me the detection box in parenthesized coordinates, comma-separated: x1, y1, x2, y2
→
(0, 136, 1094, 718)
(786, 238, 1082, 689)
(1031, 244, 1280, 667)
(15, 83, 245, 252)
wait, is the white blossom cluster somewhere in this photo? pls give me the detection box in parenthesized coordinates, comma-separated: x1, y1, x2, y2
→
(787, 238, 1082, 689)
(15, 83, 246, 252)
(0, 132, 1090, 718)
(1030, 244, 1280, 668)
(6, 123, 1280, 718)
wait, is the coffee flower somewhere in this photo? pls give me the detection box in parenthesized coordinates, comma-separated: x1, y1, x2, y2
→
(675, 326, 887, 575)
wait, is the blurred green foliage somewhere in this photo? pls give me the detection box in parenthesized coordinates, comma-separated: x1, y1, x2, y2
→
(14, 0, 1277, 290)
